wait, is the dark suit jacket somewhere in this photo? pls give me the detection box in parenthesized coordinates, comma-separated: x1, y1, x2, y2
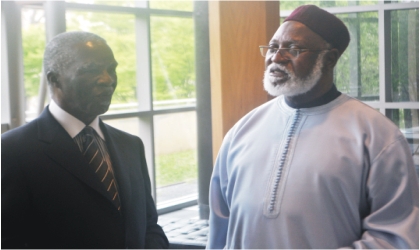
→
(1, 108, 169, 249)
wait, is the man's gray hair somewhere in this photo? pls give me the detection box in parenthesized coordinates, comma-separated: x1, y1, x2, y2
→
(43, 31, 107, 77)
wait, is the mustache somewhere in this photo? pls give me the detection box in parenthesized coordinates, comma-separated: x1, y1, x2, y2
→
(266, 64, 290, 75)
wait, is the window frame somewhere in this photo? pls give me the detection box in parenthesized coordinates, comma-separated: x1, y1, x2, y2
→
(1, 0, 201, 214)
(280, 1, 419, 114)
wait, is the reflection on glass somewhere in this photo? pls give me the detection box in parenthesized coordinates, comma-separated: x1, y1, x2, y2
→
(279, 1, 378, 11)
(154, 112, 197, 204)
(22, 8, 46, 121)
(389, 9, 419, 102)
(149, 1, 193, 11)
(387, 109, 419, 173)
(150, 16, 196, 109)
(66, 11, 137, 113)
(335, 12, 379, 101)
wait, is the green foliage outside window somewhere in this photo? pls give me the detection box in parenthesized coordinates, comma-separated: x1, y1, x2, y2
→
(335, 11, 379, 101)
(22, 9, 46, 99)
(150, 16, 195, 101)
(21, 1, 196, 107)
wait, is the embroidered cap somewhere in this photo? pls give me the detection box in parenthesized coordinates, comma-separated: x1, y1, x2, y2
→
(284, 5, 350, 56)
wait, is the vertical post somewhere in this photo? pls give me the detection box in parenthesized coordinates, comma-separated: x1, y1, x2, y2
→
(209, 1, 279, 160)
(194, 1, 213, 220)
(39, 1, 67, 114)
(2, 1, 25, 129)
(2, 9, 11, 129)
(347, 12, 361, 98)
(135, 1, 157, 200)
(380, 7, 391, 115)
(44, 1, 66, 41)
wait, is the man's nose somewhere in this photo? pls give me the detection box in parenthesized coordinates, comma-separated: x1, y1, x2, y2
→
(270, 50, 289, 64)
(97, 70, 115, 86)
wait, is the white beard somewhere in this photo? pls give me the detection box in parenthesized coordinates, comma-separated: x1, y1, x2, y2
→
(263, 51, 327, 97)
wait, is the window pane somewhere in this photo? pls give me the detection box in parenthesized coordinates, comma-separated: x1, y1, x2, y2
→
(150, 16, 196, 109)
(389, 9, 419, 102)
(149, 1, 193, 11)
(386, 109, 419, 174)
(21, 8, 46, 121)
(154, 112, 197, 205)
(386, 0, 418, 3)
(335, 12, 379, 101)
(103, 117, 141, 137)
(279, 1, 378, 11)
(66, 0, 136, 7)
(66, 11, 138, 113)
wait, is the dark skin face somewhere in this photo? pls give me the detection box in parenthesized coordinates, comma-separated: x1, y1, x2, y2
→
(48, 41, 118, 125)
(266, 21, 339, 106)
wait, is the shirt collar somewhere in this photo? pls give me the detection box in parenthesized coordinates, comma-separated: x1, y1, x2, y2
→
(48, 100, 105, 140)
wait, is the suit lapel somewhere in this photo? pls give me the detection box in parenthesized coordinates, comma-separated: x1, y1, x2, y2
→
(38, 108, 113, 203)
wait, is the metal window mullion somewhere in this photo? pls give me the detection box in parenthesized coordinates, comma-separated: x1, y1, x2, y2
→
(135, 10, 157, 200)
(379, 7, 389, 115)
(194, 0, 212, 220)
(364, 101, 419, 110)
(1, 9, 11, 127)
(280, 2, 418, 18)
(65, 2, 193, 18)
(38, 1, 67, 115)
(3, 1, 25, 129)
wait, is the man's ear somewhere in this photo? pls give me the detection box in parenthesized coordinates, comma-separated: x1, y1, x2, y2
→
(323, 48, 339, 70)
(46, 71, 60, 88)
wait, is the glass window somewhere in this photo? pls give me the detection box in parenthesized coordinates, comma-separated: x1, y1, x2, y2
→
(149, 1, 193, 11)
(66, 0, 136, 7)
(386, 0, 419, 3)
(154, 112, 198, 204)
(387, 108, 419, 174)
(389, 9, 419, 102)
(103, 117, 141, 137)
(66, 11, 138, 113)
(150, 16, 196, 109)
(21, 8, 46, 121)
(335, 12, 379, 101)
(279, 1, 378, 11)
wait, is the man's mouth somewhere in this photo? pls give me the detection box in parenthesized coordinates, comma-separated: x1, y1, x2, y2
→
(270, 69, 288, 77)
(269, 66, 289, 84)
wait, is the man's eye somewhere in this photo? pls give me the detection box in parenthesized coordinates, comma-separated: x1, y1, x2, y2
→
(80, 68, 100, 75)
(268, 47, 278, 53)
(108, 67, 117, 75)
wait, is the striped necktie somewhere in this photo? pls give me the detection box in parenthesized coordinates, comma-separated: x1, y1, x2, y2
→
(76, 126, 121, 211)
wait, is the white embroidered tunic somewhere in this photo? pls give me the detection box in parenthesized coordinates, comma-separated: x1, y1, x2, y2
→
(207, 94, 419, 249)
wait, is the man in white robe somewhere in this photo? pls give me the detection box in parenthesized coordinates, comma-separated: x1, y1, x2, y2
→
(207, 5, 419, 249)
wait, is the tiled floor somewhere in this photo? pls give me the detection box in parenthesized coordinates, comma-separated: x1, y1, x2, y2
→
(159, 206, 208, 249)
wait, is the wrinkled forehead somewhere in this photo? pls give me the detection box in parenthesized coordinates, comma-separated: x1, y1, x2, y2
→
(69, 41, 117, 64)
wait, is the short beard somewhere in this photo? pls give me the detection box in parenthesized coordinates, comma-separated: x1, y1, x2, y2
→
(263, 51, 327, 97)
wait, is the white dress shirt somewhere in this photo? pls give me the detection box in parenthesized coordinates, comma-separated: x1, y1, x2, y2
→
(48, 100, 105, 140)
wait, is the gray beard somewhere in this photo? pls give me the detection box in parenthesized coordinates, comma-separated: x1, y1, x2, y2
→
(263, 51, 326, 97)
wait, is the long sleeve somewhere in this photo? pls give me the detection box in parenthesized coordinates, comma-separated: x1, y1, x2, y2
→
(137, 138, 169, 249)
(206, 131, 232, 249)
(205, 95, 419, 249)
(1, 147, 31, 248)
(348, 136, 419, 249)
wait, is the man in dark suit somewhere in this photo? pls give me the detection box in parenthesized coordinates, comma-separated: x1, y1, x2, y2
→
(2, 31, 169, 249)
